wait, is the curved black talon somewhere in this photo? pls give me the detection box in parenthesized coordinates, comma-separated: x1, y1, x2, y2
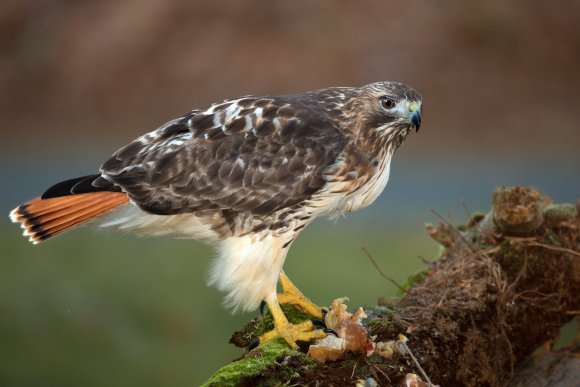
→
(259, 300, 266, 316)
(310, 318, 339, 337)
(311, 318, 339, 337)
(323, 328, 339, 337)
(248, 337, 260, 350)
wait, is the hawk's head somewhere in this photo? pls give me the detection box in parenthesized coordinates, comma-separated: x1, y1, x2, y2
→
(345, 81, 423, 151)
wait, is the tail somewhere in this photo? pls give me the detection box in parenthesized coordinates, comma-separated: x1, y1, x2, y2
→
(9, 174, 129, 244)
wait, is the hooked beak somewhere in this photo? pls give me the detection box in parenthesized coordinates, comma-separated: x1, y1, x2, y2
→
(407, 102, 422, 132)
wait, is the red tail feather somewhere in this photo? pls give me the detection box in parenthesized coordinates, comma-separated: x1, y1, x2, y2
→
(10, 192, 129, 244)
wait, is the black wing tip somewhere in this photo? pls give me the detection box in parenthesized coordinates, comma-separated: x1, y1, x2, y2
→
(41, 174, 120, 199)
(41, 175, 96, 199)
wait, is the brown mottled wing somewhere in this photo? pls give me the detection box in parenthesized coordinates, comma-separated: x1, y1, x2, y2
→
(97, 95, 347, 216)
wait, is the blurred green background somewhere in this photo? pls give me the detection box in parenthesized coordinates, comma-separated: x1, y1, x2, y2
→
(1, 1, 579, 386)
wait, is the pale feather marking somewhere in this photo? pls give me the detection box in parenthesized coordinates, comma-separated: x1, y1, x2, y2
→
(209, 234, 289, 313)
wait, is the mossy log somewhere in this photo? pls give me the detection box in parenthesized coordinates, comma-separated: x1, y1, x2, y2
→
(204, 187, 580, 386)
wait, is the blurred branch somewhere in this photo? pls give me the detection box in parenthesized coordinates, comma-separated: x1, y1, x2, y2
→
(361, 246, 407, 294)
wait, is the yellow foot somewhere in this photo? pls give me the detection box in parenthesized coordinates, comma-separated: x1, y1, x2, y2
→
(255, 297, 327, 349)
(259, 320, 327, 349)
(277, 271, 324, 319)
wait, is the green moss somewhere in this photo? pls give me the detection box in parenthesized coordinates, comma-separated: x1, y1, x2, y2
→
(367, 318, 392, 334)
(543, 229, 561, 246)
(398, 269, 429, 296)
(215, 305, 320, 385)
(496, 240, 544, 276)
(544, 204, 577, 227)
(497, 241, 520, 272)
(435, 244, 447, 260)
(202, 340, 313, 387)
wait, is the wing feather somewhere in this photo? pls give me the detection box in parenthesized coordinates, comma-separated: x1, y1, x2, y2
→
(100, 95, 347, 217)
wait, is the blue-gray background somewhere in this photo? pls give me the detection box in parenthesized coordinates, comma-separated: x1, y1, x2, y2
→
(1, 1, 579, 385)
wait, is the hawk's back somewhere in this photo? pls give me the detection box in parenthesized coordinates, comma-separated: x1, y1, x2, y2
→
(95, 87, 359, 239)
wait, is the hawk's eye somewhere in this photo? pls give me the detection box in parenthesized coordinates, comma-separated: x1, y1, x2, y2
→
(380, 97, 397, 110)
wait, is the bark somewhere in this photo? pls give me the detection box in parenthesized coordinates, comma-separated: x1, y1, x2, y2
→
(204, 187, 580, 387)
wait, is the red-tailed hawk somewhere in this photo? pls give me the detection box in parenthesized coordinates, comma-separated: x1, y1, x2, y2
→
(10, 81, 422, 348)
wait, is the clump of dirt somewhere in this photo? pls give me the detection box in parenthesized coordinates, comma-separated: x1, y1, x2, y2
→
(378, 187, 579, 385)
(491, 186, 549, 235)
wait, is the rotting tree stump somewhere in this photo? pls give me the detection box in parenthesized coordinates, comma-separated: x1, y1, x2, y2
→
(204, 187, 580, 387)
